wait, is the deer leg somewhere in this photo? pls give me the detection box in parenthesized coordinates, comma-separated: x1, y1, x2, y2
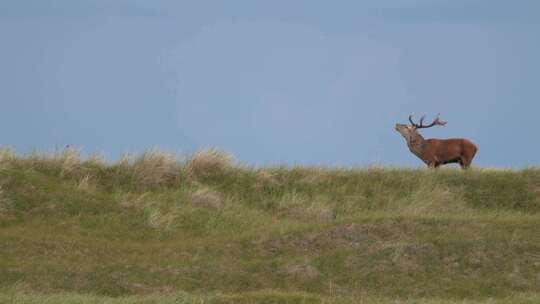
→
(427, 162, 439, 169)
(459, 157, 471, 170)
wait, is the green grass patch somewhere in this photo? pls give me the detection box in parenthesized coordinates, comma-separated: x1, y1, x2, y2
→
(0, 148, 539, 302)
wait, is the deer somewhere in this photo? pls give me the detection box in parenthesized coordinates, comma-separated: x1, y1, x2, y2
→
(395, 114, 478, 169)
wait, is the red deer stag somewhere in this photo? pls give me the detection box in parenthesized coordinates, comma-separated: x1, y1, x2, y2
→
(395, 114, 478, 169)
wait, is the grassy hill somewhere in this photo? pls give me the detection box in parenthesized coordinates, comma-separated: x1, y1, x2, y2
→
(0, 148, 539, 303)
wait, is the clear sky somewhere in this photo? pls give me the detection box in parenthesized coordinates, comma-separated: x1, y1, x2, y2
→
(1, 1, 539, 167)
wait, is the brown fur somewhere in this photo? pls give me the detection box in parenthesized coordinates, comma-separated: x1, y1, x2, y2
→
(421, 138, 478, 168)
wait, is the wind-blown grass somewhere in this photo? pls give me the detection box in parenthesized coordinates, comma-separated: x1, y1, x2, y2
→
(0, 147, 539, 303)
(1, 291, 540, 304)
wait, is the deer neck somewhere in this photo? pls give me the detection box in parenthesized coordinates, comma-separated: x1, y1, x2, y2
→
(406, 132, 426, 160)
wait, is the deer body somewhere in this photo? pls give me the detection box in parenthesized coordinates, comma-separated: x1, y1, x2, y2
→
(396, 114, 478, 169)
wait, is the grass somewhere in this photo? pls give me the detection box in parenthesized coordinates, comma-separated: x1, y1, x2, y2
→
(0, 147, 539, 303)
(1, 291, 540, 304)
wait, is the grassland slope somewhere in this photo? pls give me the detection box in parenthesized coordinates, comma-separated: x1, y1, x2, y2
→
(0, 148, 539, 303)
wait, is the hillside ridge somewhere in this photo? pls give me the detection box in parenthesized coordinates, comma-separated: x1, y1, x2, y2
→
(1, 148, 539, 303)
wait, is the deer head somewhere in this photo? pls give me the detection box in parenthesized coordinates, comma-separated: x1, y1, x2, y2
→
(395, 113, 447, 142)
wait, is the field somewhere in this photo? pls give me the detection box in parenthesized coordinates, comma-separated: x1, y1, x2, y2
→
(0, 148, 539, 303)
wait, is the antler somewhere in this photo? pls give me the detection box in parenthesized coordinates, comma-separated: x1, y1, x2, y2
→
(408, 113, 447, 129)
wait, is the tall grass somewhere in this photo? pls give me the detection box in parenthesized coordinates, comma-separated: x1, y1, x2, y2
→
(0, 147, 539, 302)
(1, 291, 540, 304)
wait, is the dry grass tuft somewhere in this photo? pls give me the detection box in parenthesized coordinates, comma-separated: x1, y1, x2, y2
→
(56, 146, 84, 175)
(118, 192, 151, 210)
(146, 207, 179, 230)
(131, 149, 182, 190)
(86, 152, 107, 167)
(255, 169, 281, 188)
(189, 186, 224, 211)
(185, 148, 234, 178)
(119, 193, 181, 231)
(77, 174, 95, 192)
(0, 147, 15, 168)
(0, 146, 107, 179)
(22, 146, 86, 175)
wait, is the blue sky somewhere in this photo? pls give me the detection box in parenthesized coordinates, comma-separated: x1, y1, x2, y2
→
(1, 1, 539, 167)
